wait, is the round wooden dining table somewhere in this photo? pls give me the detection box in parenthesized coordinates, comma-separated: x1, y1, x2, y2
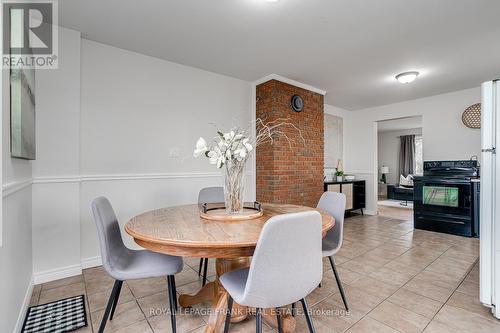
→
(125, 202, 335, 333)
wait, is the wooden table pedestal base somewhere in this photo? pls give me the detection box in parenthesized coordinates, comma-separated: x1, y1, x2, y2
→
(178, 257, 296, 333)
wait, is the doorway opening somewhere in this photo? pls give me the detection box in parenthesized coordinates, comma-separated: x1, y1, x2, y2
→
(376, 116, 423, 220)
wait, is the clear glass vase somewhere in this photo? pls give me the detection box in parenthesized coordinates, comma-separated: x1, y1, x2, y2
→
(223, 161, 245, 215)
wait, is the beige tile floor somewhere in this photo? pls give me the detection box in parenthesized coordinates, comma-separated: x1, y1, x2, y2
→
(28, 213, 500, 333)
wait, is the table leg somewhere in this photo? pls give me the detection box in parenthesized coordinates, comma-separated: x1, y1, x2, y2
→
(262, 309, 296, 333)
(204, 289, 228, 333)
(178, 281, 216, 308)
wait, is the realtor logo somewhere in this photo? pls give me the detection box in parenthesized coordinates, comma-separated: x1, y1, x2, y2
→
(2, 0, 58, 68)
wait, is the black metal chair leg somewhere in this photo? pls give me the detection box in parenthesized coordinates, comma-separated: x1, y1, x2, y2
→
(329, 256, 349, 311)
(98, 280, 122, 333)
(109, 280, 123, 320)
(167, 275, 177, 333)
(291, 302, 296, 317)
(202, 258, 208, 286)
(198, 258, 203, 276)
(224, 295, 234, 333)
(276, 308, 283, 333)
(167, 275, 173, 307)
(255, 308, 262, 333)
(172, 275, 178, 312)
(300, 298, 316, 333)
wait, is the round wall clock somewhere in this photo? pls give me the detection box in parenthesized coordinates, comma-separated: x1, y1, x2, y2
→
(291, 95, 304, 112)
(462, 103, 481, 129)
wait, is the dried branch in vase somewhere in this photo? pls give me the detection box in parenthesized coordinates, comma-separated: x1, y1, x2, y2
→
(193, 118, 304, 214)
(255, 118, 305, 149)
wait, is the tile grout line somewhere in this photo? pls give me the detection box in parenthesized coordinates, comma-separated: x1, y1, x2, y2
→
(103, 278, 156, 332)
(174, 275, 210, 333)
(311, 223, 417, 332)
(351, 261, 441, 331)
(134, 289, 156, 333)
(337, 227, 416, 277)
(338, 228, 419, 332)
(81, 271, 95, 333)
(34, 286, 41, 306)
(121, 275, 158, 333)
(334, 222, 477, 333)
(359, 243, 473, 333)
(84, 270, 150, 333)
(420, 257, 480, 332)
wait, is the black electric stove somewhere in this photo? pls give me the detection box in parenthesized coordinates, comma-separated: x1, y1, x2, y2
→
(413, 160, 480, 237)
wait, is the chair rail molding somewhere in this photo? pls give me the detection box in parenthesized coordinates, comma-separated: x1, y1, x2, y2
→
(347, 170, 374, 175)
(32, 171, 256, 184)
(32, 172, 227, 184)
(2, 179, 33, 198)
(32, 176, 81, 184)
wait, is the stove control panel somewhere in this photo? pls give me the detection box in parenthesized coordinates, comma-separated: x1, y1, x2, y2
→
(423, 160, 478, 177)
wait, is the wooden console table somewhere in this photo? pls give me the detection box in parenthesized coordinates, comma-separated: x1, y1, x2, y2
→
(324, 180, 366, 215)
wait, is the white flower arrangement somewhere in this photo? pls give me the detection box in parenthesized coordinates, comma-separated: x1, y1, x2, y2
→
(193, 118, 305, 214)
(193, 130, 253, 168)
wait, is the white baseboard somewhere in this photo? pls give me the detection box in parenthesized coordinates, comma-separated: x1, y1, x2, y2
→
(14, 276, 34, 333)
(81, 256, 102, 269)
(363, 209, 376, 216)
(33, 257, 102, 285)
(33, 264, 82, 285)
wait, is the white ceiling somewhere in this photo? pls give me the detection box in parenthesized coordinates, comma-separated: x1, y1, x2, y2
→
(59, 0, 500, 110)
(377, 116, 423, 132)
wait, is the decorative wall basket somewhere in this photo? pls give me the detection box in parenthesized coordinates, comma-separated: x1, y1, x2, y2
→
(462, 103, 481, 129)
(200, 201, 263, 221)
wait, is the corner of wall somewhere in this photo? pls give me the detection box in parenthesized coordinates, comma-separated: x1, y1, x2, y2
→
(2, 42, 34, 333)
(256, 79, 325, 206)
(13, 277, 34, 333)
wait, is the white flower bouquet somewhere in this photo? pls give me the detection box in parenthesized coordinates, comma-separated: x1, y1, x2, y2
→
(193, 130, 253, 169)
(194, 119, 304, 215)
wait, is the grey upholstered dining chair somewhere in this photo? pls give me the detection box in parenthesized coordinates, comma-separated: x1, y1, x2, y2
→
(317, 191, 349, 311)
(91, 197, 183, 333)
(221, 211, 323, 333)
(197, 187, 225, 286)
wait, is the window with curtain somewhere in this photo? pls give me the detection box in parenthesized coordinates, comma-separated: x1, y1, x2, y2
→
(398, 135, 415, 177)
(415, 135, 423, 175)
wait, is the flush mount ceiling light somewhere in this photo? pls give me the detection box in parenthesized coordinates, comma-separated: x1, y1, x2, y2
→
(395, 71, 419, 84)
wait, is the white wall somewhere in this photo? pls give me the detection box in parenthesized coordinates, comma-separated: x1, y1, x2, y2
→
(378, 128, 422, 184)
(344, 87, 481, 214)
(32, 26, 82, 278)
(1, 67, 34, 332)
(325, 104, 350, 122)
(79, 39, 253, 260)
(32, 37, 254, 280)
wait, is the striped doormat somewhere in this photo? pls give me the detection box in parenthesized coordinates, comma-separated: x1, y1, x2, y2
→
(21, 295, 88, 333)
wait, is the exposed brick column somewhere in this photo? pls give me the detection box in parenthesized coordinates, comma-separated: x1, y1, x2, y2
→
(256, 79, 324, 207)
